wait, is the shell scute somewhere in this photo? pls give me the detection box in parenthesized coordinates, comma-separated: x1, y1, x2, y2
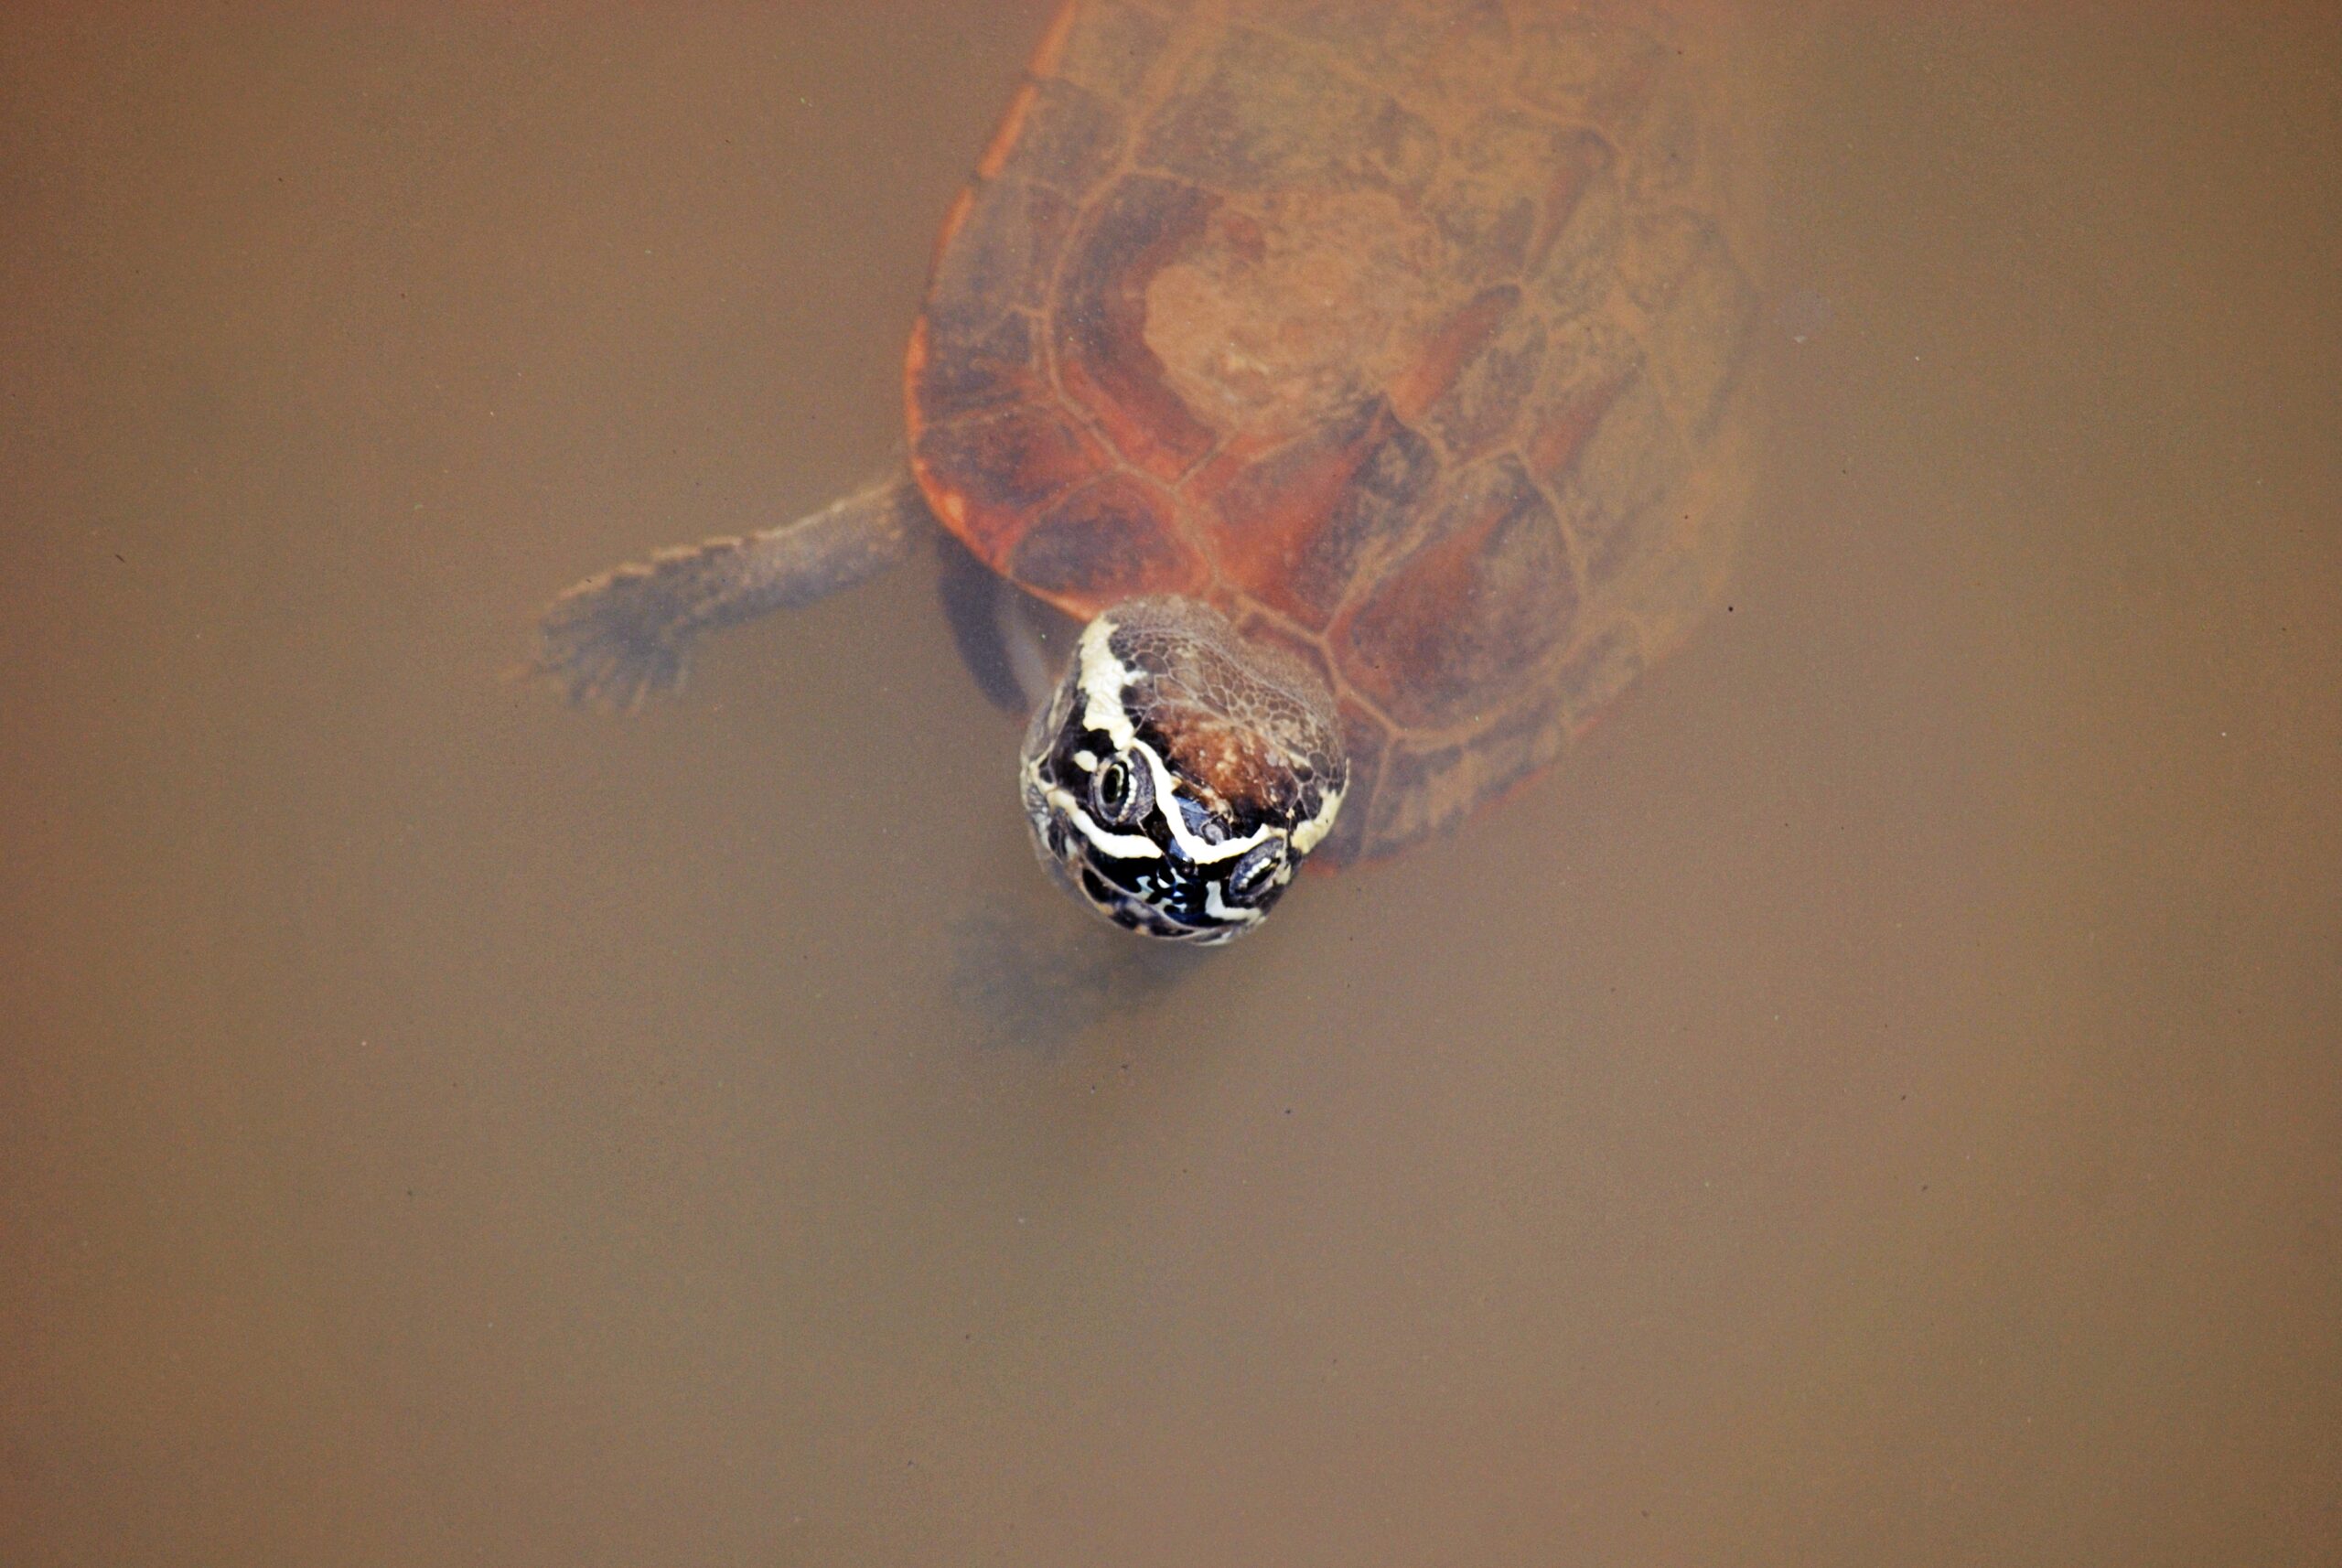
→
(1625, 209, 1756, 440)
(1336, 454, 1576, 730)
(1516, 313, 1641, 481)
(1007, 474, 1209, 603)
(925, 176, 1072, 328)
(911, 307, 1045, 424)
(1425, 108, 1594, 285)
(1547, 367, 1688, 595)
(1389, 284, 1521, 424)
(1043, 0, 1177, 101)
(1136, 27, 1438, 198)
(1417, 305, 1546, 463)
(1553, 621, 1648, 732)
(1525, 130, 1624, 315)
(1197, 395, 1438, 630)
(1053, 174, 1222, 481)
(980, 78, 1127, 195)
(913, 402, 1114, 559)
(1367, 653, 1577, 849)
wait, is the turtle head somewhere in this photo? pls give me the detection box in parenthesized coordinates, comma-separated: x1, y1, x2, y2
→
(1019, 597, 1348, 944)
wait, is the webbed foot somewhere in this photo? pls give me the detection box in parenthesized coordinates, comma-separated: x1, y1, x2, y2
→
(527, 471, 931, 710)
(534, 545, 716, 710)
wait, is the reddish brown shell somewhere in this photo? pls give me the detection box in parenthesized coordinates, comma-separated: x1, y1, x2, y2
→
(908, 0, 1766, 861)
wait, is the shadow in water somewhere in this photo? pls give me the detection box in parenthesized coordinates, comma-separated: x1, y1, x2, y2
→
(946, 873, 1212, 1053)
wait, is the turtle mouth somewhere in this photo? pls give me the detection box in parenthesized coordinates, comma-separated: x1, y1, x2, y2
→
(1018, 606, 1344, 944)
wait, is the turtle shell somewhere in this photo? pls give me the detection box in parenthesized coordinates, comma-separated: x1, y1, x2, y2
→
(908, 0, 1765, 863)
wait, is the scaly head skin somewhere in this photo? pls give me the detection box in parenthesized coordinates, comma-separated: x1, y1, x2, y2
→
(1021, 597, 1347, 943)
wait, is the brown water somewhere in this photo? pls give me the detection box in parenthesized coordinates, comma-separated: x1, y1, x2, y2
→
(5, 5, 2338, 1563)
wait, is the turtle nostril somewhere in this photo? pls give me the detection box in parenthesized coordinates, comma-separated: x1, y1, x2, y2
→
(1177, 794, 1220, 842)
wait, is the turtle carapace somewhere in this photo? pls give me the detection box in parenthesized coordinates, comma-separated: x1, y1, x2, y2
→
(533, 0, 1781, 942)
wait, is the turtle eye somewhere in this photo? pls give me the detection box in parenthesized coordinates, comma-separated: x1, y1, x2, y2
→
(1089, 751, 1153, 828)
(1223, 838, 1286, 906)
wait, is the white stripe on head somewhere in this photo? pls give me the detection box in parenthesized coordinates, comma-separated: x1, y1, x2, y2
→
(1202, 880, 1266, 928)
(1044, 785, 1162, 860)
(1289, 782, 1345, 854)
(1076, 615, 1138, 753)
(1075, 618, 1286, 867)
(1126, 737, 1278, 865)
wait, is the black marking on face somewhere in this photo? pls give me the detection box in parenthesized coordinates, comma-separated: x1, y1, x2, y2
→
(1019, 605, 1347, 945)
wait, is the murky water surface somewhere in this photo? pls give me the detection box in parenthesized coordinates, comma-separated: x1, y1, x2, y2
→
(5, 5, 2337, 1563)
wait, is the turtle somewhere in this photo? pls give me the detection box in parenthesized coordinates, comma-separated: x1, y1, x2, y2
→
(534, 0, 1785, 944)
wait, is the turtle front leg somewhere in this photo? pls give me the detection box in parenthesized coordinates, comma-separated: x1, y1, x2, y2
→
(531, 469, 932, 710)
